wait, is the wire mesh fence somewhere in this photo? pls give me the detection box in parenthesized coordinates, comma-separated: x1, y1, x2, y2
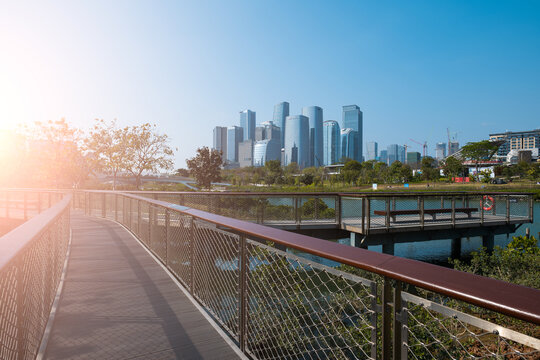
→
(78, 191, 539, 360)
(0, 194, 70, 360)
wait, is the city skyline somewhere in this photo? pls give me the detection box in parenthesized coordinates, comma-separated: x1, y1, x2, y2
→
(1, 1, 539, 168)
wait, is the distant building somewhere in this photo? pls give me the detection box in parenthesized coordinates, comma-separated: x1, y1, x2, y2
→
(490, 129, 540, 158)
(435, 142, 447, 160)
(212, 126, 227, 159)
(239, 110, 256, 141)
(407, 152, 422, 168)
(379, 150, 388, 165)
(342, 105, 363, 162)
(340, 128, 357, 161)
(302, 106, 324, 167)
(254, 126, 265, 141)
(449, 142, 459, 155)
(387, 144, 405, 165)
(226, 126, 243, 163)
(253, 139, 281, 167)
(273, 102, 290, 148)
(261, 121, 281, 141)
(323, 120, 340, 166)
(366, 141, 378, 161)
(284, 115, 309, 168)
(238, 140, 253, 167)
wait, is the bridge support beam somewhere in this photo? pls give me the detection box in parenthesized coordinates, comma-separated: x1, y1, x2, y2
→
(382, 242, 395, 256)
(451, 238, 461, 259)
(482, 234, 494, 252)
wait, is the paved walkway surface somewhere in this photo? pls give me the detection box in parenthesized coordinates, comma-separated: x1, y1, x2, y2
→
(44, 213, 240, 360)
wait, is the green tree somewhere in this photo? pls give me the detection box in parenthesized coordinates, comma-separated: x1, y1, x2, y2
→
(441, 156, 465, 179)
(420, 156, 439, 181)
(264, 160, 283, 184)
(123, 123, 175, 189)
(460, 140, 499, 180)
(175, 168, 190, 177)
(342, 160, 362, 184)
(186, 146, 223, 189)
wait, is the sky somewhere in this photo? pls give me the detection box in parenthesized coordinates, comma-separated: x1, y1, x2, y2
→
(0, 0, 539, 168)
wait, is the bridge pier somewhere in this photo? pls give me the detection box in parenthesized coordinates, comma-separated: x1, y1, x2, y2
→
(451, 238, 461, 259)
(382, 242, 395, 256)
(482, 234, 494, 252)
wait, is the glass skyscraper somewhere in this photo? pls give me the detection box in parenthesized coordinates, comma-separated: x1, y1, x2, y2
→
(273, 102, 289, 149)
(253, 139, 281, 167)
(366, 141, 378, 161)
(379, 149, 388, 165)
(342, 105, 363, 162)
(387, 144, 405, 165)
(301, 106, 323, 167)
(212, 126, 227, 159)
(323, 120, 340, 166)
(284, 115, 309, 168)
(239, 110, 256, 141)
(226, 126, 243, 163)
(340, 128, 357, 161)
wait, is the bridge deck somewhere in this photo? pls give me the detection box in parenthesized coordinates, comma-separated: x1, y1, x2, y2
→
(44, 213, 240, 360)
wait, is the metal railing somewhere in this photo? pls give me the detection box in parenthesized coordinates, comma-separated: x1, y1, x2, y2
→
(78, 190, 540, 360)
(119, 191, 534, 233)
(0, 191, 71, 360)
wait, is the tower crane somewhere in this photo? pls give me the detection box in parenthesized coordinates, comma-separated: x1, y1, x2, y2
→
(409, 138, 427, 157)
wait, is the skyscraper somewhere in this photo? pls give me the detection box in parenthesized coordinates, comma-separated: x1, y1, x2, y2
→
(407, 152, 422, 168)
(323, 120, 340, 166)
(435, 142, 447, 160)
(226, 126, 243, 163)
(261, 121, 281, 141)
(341, 128, 357, 161)
(212, 126, 227, 159)
(302, 106, 323, 167)
(342, 105, 363, 162)
(273, 102, 289, 148)
(284, 115, 309, 168)
(239, 110, 256, 141)
(387, 144, 401, 165)
(449, 142, 460, 155)
(366, 141, 378, 161)
(253, 139, 281, 167)
(238, 140, 253, 167)
(379, 150, 388, 165)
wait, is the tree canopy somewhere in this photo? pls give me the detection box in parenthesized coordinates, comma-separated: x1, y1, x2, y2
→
(186, 147, 223, 189)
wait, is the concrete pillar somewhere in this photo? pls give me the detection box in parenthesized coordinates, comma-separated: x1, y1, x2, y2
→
(382, 242, 395, 256)
(451, 238, 461, 259)
(482, 234, 494, 252)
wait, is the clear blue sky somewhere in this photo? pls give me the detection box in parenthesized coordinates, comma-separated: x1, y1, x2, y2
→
(1, 0, 539, 167)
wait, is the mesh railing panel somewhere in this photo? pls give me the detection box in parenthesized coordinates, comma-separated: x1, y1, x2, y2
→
(166, 211, 192, 289)
(149, 205, 167, 260)
(246, 242, 377, 360)
(192, 220, 240, 338)
(402, 290, 540, 360)
(260, 196, 295, 224)
(139, 201, 150, 246)
(299, 196, 337, 223)
(0, 205, 70, 360)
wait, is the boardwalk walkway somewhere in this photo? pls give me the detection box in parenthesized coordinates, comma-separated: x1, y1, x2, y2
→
(44, 213, 240, 360)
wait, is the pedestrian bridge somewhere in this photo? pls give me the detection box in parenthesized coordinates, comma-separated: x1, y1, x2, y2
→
(1, 189, 539, 359)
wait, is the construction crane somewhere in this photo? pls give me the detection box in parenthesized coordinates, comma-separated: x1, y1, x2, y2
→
(410, 138, 427, 157)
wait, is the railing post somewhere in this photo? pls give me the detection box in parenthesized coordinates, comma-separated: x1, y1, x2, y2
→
(102, 193, 106, 218)
(137, 201, 141, 236)
(336, 195, 342, 226)
(506, 195, 510, 224)
(382, 277, 392, 360)
(295, 196, 300, 225)
(361, 198, 366, 233)
(114, 194, 118, 222)
(165, 209, 170, 265)
(419, 197, 424, 229)
(385, 197, 390, 230)
(369, 281, 378, 360)
(314, 195, 319, 220)
(239, 235, 248, 353)
(451, 196, 456, 227)
(393, 280, 404, 360)
(366, 198, 371, 234)
(530, 195, 534, 223)
(480, 196, 484, 225)
(190, 217, 195, 293)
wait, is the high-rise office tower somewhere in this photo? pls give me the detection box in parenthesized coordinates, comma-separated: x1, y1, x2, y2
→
(366, 141, 378, 161)
(253, 139, 281, 167)
(323, 120, 340, 166)
(449, 142, 460, 155)
(273, 102, 290, 148)
(226, 126, 243, 163)
(435, 142, 447, 160)
(302, 106, 323, 167)
(255, 126, 265, 141)
(379, 150, 388, 165)
(341, 128, 357, 161)
(284, 115, 309, 168)
(387, 144, 400, 165)
(398, 145, 406, 163)
(212, 126, 228, 159)
(238, 140, 253, 167)
(342, 105, 363, 162)
(261, 121, 281, 141)
(407, 152, 422, 168)
(239, 110, 256, 141)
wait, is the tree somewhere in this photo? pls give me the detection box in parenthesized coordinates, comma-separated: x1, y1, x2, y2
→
(186, 147, 223, 189)
(175, 168, 190, 177)
(460, 140, 499, 180)
(264, 160, 283, 184)
(342, 160, 362, 184)
(85, 119, 129, 190)
(123, 123, 175, 189)
(420, 156, 439, 181)
(441, 156, 465, 178)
